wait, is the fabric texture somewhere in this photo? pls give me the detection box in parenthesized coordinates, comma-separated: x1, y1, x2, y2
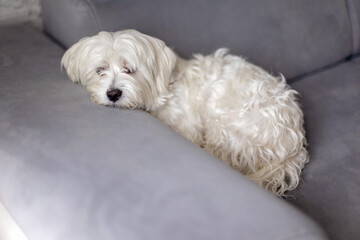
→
(42, 0, 352, 80)
(347, 0, 360, 54)
(0, 25, 327, 240)
(289, 57, 360, 240)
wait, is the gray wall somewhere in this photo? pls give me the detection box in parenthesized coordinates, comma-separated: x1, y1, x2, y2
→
(0, 0, 41, 28)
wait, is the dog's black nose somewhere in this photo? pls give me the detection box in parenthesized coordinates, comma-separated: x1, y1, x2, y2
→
(106, 88, 122, 102)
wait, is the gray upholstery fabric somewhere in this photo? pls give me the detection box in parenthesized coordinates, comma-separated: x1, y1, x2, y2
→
(0, 25, 327, 240)
(42, 0, 353, 80)
(347, 0, 360, 54)
(289, 57, 360, 240)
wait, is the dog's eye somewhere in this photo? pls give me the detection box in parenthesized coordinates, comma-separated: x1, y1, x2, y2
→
(123, 67, 133, 74)
(96, 67, 106, 75)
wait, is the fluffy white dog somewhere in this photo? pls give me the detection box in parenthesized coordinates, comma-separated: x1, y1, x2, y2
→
(62, 30, 308, 196)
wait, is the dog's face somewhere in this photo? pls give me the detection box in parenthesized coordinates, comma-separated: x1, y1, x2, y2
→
(61, 30, 176, 111)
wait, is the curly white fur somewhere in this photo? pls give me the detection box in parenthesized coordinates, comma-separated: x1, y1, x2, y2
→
(61, 30, 308, 196)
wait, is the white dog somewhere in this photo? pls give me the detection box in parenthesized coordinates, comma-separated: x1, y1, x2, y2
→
(62, 30, 308, 196)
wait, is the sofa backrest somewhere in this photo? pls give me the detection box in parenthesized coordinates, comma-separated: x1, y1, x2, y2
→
(347, 0, 360, 54)
(42, 0, 359, 80)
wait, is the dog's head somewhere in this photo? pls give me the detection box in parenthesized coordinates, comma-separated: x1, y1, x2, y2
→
(61, 30, 176, 111)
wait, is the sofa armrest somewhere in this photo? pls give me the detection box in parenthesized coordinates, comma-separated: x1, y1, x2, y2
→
(42, 0, 102, 48)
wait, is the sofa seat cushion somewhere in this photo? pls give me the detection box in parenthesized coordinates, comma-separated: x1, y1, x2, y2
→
(289, 57, 360, 240)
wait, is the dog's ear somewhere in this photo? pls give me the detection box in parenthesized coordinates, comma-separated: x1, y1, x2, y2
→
(154, 43, 177, 97)
(142, 34, 177, 104)
(61, 32, 112, 85)
(61, 37, 90, 85)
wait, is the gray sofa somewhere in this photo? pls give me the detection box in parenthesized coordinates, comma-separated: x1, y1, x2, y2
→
(0, 0, 359, 239)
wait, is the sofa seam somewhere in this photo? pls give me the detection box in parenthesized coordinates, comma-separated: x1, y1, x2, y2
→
(82, 0, 103, 31)
(289, 58, 348, 83)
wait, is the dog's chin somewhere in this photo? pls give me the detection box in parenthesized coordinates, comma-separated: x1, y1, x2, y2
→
(90, 95, 137, 109)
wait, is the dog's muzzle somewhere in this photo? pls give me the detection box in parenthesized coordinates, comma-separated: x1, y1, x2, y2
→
(106, 88, 122, 102)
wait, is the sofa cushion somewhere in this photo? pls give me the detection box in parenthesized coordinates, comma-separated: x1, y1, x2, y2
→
(289, 57, 360, 240)
(0, 25, 327, 240)
(347, 0, 360, 54)
(42, 0, 352, 80)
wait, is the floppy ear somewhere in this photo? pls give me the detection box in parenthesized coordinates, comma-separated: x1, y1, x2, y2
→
(61, 37, 91, 85)
(154, 43, 177, 97)
(61, 32, 112, 85)
(143, 34, 177, 101)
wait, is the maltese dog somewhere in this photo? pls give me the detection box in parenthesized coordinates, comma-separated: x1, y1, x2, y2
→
(62, 30, 308, 196)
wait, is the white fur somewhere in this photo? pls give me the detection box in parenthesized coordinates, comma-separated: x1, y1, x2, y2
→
(62, 30, 308, 196)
